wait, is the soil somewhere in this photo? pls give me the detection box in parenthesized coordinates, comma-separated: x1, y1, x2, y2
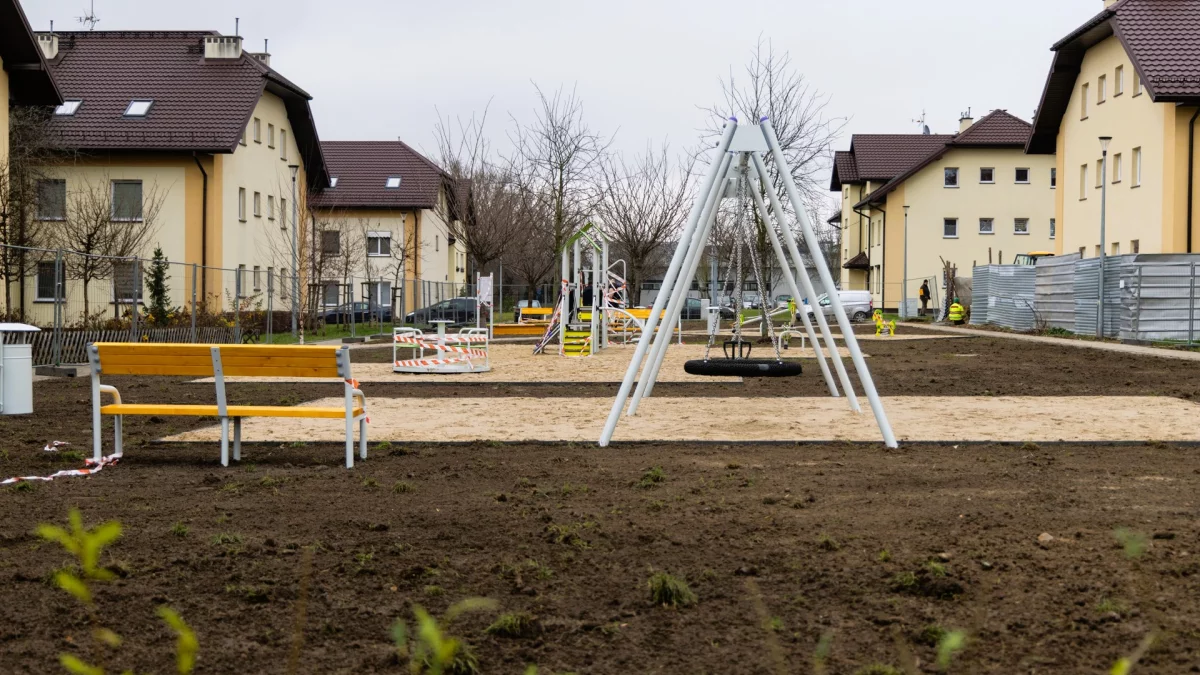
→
(2, 333, 1200, 673)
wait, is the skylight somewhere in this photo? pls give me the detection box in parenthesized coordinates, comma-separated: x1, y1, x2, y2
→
(124, 100, 154, 117)
(385, 176, 402, 189)
(55, 100, 82, 116)
(329, 176, 339, 188)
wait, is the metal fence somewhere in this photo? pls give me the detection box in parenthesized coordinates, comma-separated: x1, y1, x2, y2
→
(970, 265, 1036, 331)
(1033, 253, 1078, 331)
(1073, 255, 1133, 338)
(1121, 260, 1200, 343)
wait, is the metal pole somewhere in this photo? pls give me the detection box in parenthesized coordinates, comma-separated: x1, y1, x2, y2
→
(290, 169, 299, 338)
(267, 269, 274, 343)
(234, 269, 242, 344)
(746, 173, 839, 398)
(349, 275, 356, 338)
(751, 153, 859, 411)
(1098, 149, 1108, 338)
(761, 119, 895, 447)
(601, 239, 609, 349)
(1190, 262, 1196, 346)
(190, 263, 198, 343)
(130, 258, 140, 342)
(53, 249, 62, 366)
(901, 206, 910, 320)
(599, 119, 737, 447)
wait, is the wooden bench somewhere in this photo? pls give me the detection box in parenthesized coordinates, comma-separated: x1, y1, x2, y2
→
(88, 343, 368, 468)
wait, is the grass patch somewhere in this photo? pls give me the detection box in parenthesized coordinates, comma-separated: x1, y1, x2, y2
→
(211, 532, 243, 546)
(169, 522, 189, 538)
(877, 549, 892, 562)
(636, 466, 667, 489)
(485, 612, 538, 638)
(1097, 597, 1129, 615)
(648, 571, 697, 608)
(392, 480, 415, 494)
(854, 665, 903, 675)
(817, 534, 840, 551)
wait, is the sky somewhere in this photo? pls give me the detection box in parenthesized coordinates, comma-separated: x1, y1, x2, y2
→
(24, 0, 1102, 185)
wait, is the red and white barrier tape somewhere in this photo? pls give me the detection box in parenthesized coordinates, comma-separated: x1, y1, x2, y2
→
(2, 452, 121, 486)
(394, 356, 475, 368)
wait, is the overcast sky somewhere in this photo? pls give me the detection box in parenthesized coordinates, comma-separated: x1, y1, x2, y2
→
(26, 0, 1101, 180)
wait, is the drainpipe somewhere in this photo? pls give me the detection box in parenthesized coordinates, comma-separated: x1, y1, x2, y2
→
(192, 153, 209, 299)
(1188, 107, 1200, 253)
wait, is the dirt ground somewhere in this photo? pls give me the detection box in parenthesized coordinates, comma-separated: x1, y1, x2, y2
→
(2, 332, 1200, 673)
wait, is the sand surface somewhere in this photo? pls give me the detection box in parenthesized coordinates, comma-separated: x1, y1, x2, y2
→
(164, 395, 1200, 444)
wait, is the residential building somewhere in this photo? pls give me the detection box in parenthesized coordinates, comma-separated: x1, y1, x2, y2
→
(1, 0, 62, 176)
(14, 30, 326, 323)
(307, 140, 469, 314)
(1028, 0, 1200, 257)
(832, 111, 1056, 310)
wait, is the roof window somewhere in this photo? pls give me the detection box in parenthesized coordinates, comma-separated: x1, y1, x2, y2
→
(124, 100, 153, 117)
(329, 176, 339, 188)
(55, 100, 82, 116)
(385, 176, 402, 189)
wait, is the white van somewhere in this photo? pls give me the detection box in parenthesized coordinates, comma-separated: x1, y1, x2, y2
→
(803, 291, 874, 322)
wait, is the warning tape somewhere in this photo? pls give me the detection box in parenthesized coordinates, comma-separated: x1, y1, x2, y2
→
(2, 452, 121, 485)
(393, 335, 487, 357)
(394, 357, 474, 368)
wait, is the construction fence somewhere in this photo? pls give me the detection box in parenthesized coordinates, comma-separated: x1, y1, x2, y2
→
(970, 253, 1200, 345)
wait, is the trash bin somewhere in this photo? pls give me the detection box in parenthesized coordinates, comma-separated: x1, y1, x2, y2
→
(0, 323, 41, 415)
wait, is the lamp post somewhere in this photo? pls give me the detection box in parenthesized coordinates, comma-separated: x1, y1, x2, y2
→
(1097, 136, 1111, 338)
(289, 164, 299, 339)
(902, 205, 910, 319)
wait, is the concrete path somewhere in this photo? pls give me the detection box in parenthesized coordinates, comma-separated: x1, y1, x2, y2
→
(906, 323, 1200, 362)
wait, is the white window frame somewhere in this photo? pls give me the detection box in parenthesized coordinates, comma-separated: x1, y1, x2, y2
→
(239, 187, 247, 221)
(1133, 147, 1142, 187)
(1014, 218, 1030, 235)
(35, 261, 65, 302)
(267, 123, 275, 148)
(980, 167, 995, 184)
(280, 198, 287, 229)
(123, 100, 153, 117)
(267, 195, 275, 220)
(1051, 167, 1057, 189)
(944, 167, 959, 188)
(253, 191, 262, 217)
(367, 231, 392, 257)
(1080, 164, 1088, 200)
(1133, 71, 1143, 97)
(1098, 74, 1107, 104)
(253, 118, 261, 143)
(943, 218, 959, 239)
(1096, 159, 1104, 189)
(1112, 153, 1123, 184)
(55, 100, 82, 116)
(385, 176, 402, 189)
(253, 265, 262, 292)
(1081, 82, 1089, 119)
(1015, 167, 1030, 184)
(322, 281, 341, 307)
(1115, 65, 1125, 96)
(1131, 239, 1140, 254)
(367, 281, 392, 307)
(280, 129, 287, 160)
(978, 218, 994, 235)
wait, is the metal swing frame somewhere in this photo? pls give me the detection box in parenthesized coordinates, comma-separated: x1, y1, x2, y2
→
(598, 117, 898, 448)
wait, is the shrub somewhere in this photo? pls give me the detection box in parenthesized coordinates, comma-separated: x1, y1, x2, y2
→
(648, 572, 697, 608)
(636, 466, 667, 489)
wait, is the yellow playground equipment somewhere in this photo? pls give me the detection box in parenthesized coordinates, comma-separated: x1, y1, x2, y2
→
(873, 309, 896, 336)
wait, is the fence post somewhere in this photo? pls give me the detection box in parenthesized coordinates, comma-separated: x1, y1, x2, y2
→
(191, 264, 198, 343)
(130, 258, 140, 342)
(1190, 262, 1196, 346)
(267, 269, 274, 344)
(349, 275, 356, 338)
(234, 270, 242, 344)
(53, 249, 63, 366)
(1134, 265, 1143, 342)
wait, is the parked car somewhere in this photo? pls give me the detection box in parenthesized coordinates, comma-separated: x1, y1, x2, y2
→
(681, 297, 736, 321)
(775, 294, 794, 308)
(404, 297, 477, 325)
(322, 301, 392, 324)
(803, 290, 874, 322)
(741, 292, 761, 309)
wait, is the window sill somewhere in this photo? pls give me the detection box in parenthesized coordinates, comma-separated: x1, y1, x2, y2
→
(367, 253, 390, 258)
(1081, 116, 1089, 121)
(1015, 181, 1030, 185)
(1133, 92, 1143, 98)
(1132, 183, 1141, 189)
(1014, 232, 1030, 236)
(943, 236, 959, 239)
(254, 140, 262, 145)
(239, 218, 247, 223)
(111, 218, 144, 223)
(943, 185, 959, 189)
(979, 231, 994, 235)
(36, 217, 66, 222)
(33, 298, 63, 304)
(1112, 180, 1122, 185)
(1114, 92, 1123, 98)
(980, 181, 995, 185)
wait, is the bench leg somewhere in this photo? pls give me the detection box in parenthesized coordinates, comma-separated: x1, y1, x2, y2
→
(113, 416, 123, 457)
(93, 411, 102, 463)
(220, 418, 230, 467)
(345, 416, 354, 469)
(233, 418, 242, 462)
(359, 417, 367, 460)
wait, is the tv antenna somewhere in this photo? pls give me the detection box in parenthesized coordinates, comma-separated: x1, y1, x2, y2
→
(76, 0, 100, 30)
(912, 110, 930, 135)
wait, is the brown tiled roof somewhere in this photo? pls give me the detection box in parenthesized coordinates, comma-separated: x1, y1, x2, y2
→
(843, 251, 870, 270)
(830, 150, 858, 190)
(853, 110, 1033, 209)
(0, 0, 62, 105)
(310, 141, 451, 211)
(1030, 0, 1200, 153)
(42, 31, 327, 188)
(846, 134, 954, 181)
(826, 211, 840, 224)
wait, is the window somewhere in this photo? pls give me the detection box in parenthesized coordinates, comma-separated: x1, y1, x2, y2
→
(110, 180, 143, 221)
(322, 230, 340, 255)
(280, 268, 289, 299)
(280, 198, 286, 228)
(978, 218, 994, 234)
(253, 265, 262, 292)
(253, 118, 261, 143)
(980, 167, 995, 184)
(1050, 218, 1056, 239)
(1096, 159, 1104, 188)
(1098, 74, 1107, 104)
(367, 231, 392, 256)
(1111, 242, 1120, 256)
(385, 176, 402, 189)
(329, 176, 339, 188)
(1133, 71, 1143, 96)
(253, 191, 262, 217)
(280, 130, 287, 160)
(367, 281, 392, 307)
(123, 100, 153, 117)
(36, 179, 66, 220)
(267, 267, 274, 292)
(943, 218, 958, 238)
(1081, 83, 1089, 119)
(944, 167, 959, 187)
(236, 264, 247, 295)
(1133, 147, 1142, 186)
(240, 127, 247, 146)
(267, 195, 275, 220)
(1014, 218, 1029, 235)
(1112, 153, 1122, 183)
(1131, 239, 1140, 254)
(55, 100, 82, 116)
(1115, 65, 1125, 96)
(435, 234, 440, 251)
(1080, 164, 1088, 199)
(113, 262, 143, 303)
(1015, 167, 1030, 184)
(1095, 245, 1102, 257)
(1051, 167, 1057, 189)
(36, 261, 65, 301)
(1079, 246, 1087, 258)
(267, 123, 275, 148)
(322, 281, 340, 307)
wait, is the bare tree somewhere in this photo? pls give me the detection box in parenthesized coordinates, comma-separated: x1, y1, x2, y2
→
(501, 196, 556, 305)
(508, 84, 613, 286)
(598, 143, 694, 301)
(54, 174, 165, 321)
(0, 106, 62, 319)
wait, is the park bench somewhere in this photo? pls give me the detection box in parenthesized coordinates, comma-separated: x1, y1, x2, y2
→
(88, 343, 368, 468)
(517, 307, 554, 323)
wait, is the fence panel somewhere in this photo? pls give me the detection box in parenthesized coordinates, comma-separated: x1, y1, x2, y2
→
(1034, 254, 1079, 331)
(1124, 261, 1200, 343)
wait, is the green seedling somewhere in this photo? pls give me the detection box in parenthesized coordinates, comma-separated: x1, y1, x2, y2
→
(648, 571, 697, 608)
(391, 598, 497, 675)
(486, 612, 538, 638)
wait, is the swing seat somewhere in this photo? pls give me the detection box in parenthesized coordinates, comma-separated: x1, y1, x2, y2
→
(684, 359, 803, 378)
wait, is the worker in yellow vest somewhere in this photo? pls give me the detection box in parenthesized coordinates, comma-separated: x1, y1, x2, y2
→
(948, 298, 966, 325)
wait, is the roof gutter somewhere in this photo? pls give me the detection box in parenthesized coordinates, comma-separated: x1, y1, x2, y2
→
(1189, 107, 1200, 254)
(192, 152, 209, 298)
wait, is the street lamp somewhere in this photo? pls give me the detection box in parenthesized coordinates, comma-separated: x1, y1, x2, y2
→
(902, 205, 910, 320)
(289, 164, 300, 339)
(1097, 136, 1111, 338)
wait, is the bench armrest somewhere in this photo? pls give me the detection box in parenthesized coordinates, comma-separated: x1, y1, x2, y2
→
(99, 384, 123, 405)
(351, 388, 366, 409)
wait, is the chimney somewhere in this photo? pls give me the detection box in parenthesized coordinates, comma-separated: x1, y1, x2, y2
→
(958, 108, 974, 133)
(203, 35, 243, 59)
(1104, 0, 1119, 7)
(36, 33, 59, 60)
(250, 52, 270, 67)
